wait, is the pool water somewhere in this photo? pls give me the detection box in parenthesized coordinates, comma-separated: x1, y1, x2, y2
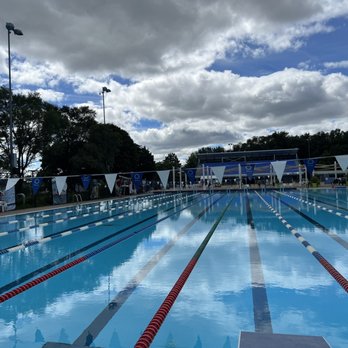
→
(0, 189, 347, 347)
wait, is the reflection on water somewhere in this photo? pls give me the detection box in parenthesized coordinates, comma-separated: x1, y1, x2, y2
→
(0, 192, 347, 347)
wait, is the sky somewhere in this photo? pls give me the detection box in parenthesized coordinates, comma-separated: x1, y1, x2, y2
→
(1, 0, 348, 164)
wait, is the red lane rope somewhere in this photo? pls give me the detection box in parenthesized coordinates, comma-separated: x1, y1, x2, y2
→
(316, 254, 348, 292)
(135, 258, 198, 348)
(0, 256, 87, 303)
(134, 198, 233, 347)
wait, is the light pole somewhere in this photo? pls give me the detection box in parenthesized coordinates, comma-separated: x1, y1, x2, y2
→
(101, 86, 111, 124)
(6, 22, 23, 175)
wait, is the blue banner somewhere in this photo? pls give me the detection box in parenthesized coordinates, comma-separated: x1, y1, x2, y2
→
(244, 164, 255, 179)
(304, 159, 317, 178)
(131, 172, 144, 192)
(81, 175, 91, 190)
(185, 169, 196, 184)
(32, 177, 43, 195)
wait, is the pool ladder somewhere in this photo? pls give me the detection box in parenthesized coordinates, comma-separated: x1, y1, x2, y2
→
(73, 193, 83, 203)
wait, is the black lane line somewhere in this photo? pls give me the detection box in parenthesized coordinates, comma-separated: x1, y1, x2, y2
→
(0, 193, 204, 294)
(245, 195, 273, 334)
(291, 191, 348, 212)
(72, 194, 226, 347)
(272, 193, 348, 250)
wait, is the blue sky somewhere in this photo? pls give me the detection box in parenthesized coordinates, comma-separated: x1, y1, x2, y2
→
(210, 16, 348, 76)
(1, 1, 348, 163)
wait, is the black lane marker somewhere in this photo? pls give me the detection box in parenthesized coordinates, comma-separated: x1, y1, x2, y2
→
(245, 195, 273, 334)
(272, 193, 348, 250)
(72, 194, 226, 347)
(134, 197, 233, 347)
(0, 193, 203, 294)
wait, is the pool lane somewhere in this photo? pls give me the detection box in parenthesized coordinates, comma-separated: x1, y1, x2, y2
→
(2, 191, 348, 348)
(0, 193, 203, 294)
(250, 191, 348, 348)
(92, 193, 255, 348)
(256, 192, 348, 292)
(0, 193, 228, 347)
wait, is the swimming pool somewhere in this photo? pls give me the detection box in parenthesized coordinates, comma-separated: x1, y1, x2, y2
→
(0, 189, 347, 347)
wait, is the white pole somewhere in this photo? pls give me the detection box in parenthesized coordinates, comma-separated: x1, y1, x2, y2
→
(172, 166, 175, 191)
(202, 164, 206, 190)
(238, 164, 242, 189)
(179, 167, 182, 191)
(334, 161, 337, 179)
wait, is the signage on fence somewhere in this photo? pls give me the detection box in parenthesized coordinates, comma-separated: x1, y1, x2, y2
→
(185, 169, 196, 184)
(131, 172, 144, 193)
(32, 177, 43, 195)
(81, 175, 91, 190)
(304, 159, 317, 178)
(244, 164, 255, 180)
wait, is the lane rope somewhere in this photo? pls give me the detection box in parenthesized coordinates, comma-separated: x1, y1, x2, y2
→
(255, 191, 348, 293)
(73, 194, 226, 347)
(0, 192, 184, 238)
(0, 193, 196, 254)
(276, 190, 348, 220)
(134, 197, 233, 348)
(0, 193, 211, 302)
(270, 192, 348, 250)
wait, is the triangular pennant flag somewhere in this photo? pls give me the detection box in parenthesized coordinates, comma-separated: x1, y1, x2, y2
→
(105, 173, 117, 193)
(5, 178, 20, 191)
(211, 166, 225, 184)
(336, 155, 348, 171)
(157, 170, 170, 189)
(271, 161, 287, 182)
(54, 176, 67, 195)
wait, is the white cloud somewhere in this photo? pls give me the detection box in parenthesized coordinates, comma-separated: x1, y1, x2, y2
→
(2, 1, 348, 162)
(324, 60, 348, 69)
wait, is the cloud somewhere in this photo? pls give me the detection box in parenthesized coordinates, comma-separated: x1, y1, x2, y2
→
(123, 69, 348, 159)
(2, 1, 348, 162)
(1, 0, 347, 79)
(324, 60, 348, 69)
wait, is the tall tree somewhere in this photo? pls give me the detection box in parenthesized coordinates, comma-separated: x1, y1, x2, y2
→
(184, 152, 198, 168)
(0, 89, 52, 176)
(40, 105, 97, 174)
(156, 153, 181, 170)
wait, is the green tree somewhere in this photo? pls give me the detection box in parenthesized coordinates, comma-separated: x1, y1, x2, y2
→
(184, 152, 198, 168)
(0, 89, 53, 176)
(40, 105, 97, 174)
(156, 153, 181, 170)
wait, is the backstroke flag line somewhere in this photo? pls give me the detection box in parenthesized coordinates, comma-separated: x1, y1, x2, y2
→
(157, 170, 170, 189)
(271, 161, 287, 183)
(5, 178, 20, 191)
(55, 176, 68, 195)
(335, 155, 348, 171)
(105, 173, 117, 193)
(211, 166, 225, 184)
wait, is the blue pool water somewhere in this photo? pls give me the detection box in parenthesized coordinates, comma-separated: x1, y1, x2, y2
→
(0, 189, 347, 347)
